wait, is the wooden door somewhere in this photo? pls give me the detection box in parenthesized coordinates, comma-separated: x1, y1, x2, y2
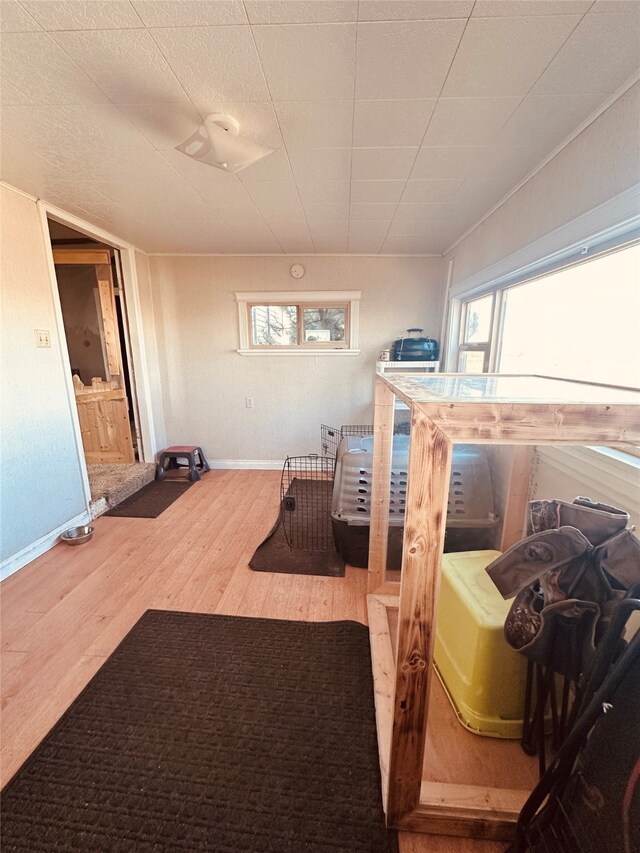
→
(54, 249, 135, 464)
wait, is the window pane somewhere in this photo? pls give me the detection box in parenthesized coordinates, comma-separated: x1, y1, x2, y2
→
(251, 305, 297, 346)
(498, 245, 640, 387)
(303, 307, 345, 343)
(464, 294, 493, 343)
(458, 350, 486, 374)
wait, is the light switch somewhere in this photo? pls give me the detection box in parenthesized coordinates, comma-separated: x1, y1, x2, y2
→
(35, 329, 51, 347)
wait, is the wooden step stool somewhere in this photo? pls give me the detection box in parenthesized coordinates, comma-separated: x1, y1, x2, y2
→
(156, 446, 210, 482)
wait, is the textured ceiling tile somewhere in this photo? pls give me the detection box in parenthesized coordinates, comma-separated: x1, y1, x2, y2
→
(303, 201, 350, 220)
(590, 1, 640, 11)
(52, 29, 187, 104)
(288, 147, 352, 182)
(498, 93, 605, 147)
(21, 1, 141, 30)
(297, 180, 350, 204)
(0, 1, 41, 32)
(351, 147, 417, 180)
(242, 179, 302, 214)
(275, 101, 353, 149)
(0, 132, 69, 192)
(355, 20, 465, 100)
(473, 1, 591, 16)
(531, 12, 640, 95)
(313, 235, 349, 253)
(353, 99, 437, 147)
(358, 1, 474, 21)
(0, 32, 109, 104)
(381, 234, 440, 254)
(131, 1, 247, 27)
(308, 219, 349, 236)
(349, 202, 397, 220)
(442, 15, 582, 97)
(236, 147, 293, 181)
(245, 1, 357, 24)
(410, 145, 482, 179)
(348, 219, 389, 237)
(0, 76, 33, 104)
(347, 232, 385, 253)
(152, 26, 270, 104)
(161, 149, 255, 205)
(118, 101, 205, 150)
(348, 219, 390, 237)
(423, 96, 521, 146)
(253, 23, 356, 101)
(241, 236, 285, 253)
(452, 176, 516, 214)
(350, 180, 405, 203)
(401, 178, 463, 203)
(390, 202, 446, 229)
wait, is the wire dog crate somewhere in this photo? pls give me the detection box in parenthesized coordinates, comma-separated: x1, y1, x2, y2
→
(280, 455, 335, 552)
(321, 424, 374, 460)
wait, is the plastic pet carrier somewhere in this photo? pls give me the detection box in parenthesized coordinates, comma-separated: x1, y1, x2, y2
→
(391, 328, 439, 362)
(331, 435, 499, 567)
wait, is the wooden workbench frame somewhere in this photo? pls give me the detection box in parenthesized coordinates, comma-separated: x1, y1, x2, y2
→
(367, 373, 640, 839)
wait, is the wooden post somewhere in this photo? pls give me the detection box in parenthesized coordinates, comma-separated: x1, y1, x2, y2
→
(368, 377, 396, 593)
(386, 411, 452, 825)
(500, 445, 534, 550)
(96, 264, 121, 379)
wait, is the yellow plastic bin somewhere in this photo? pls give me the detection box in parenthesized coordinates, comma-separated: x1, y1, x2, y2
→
(433, 550, 527, 739)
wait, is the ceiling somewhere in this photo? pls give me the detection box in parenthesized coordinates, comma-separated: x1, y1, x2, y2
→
(1, 0, 639, 255)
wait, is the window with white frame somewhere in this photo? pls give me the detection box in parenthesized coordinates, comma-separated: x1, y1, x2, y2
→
(450, 241, 640, 388)
(235, 291, 361, 355)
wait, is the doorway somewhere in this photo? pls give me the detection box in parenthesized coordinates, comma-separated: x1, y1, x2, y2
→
(48, 220, 142, 466)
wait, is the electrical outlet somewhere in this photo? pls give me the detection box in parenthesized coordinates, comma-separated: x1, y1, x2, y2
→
(245, 397, 254, 409)
(35, 329, 51, 347)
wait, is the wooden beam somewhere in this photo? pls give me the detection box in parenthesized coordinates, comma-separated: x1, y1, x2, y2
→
(386, 412, 452, 825)
(367, 377, 395, 593)
(399, 778, 526, 840)
(52, 249, 111, 265)
(96, 264, 121, 378)
(366, 593, 398, 815)
(500, 445, 534, 550)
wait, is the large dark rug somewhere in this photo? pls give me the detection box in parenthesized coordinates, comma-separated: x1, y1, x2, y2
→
(250, 518, 345, 577)
(104, 480, 192, 518)
(1, 611, 396, 853)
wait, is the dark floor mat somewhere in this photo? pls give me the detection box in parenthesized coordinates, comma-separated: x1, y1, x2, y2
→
(104, 480, 192, 518)
(250, 518, 346, 576)
(1, 610, 397, 853)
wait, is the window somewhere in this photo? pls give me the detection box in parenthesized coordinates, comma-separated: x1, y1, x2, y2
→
(250, 303, 347, 348)
(457, 293, 495, 373)
(450, 242, 640, 388)
(496, 245, 640, 387)
(235, 291, 361, 355)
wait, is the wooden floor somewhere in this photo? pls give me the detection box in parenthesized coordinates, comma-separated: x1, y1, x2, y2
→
(1, 470, 504, 853)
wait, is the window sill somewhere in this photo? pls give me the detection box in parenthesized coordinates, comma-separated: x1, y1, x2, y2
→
(237, 349, 361, 357)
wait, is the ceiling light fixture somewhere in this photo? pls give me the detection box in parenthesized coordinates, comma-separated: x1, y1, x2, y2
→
(176, 113, 273, 173)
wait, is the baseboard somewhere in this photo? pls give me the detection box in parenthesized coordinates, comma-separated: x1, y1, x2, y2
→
(207, 459, 285, 470)
(0, 510, 92, 582)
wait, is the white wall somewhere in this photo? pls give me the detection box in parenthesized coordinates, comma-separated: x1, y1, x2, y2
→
(0, 186, 88, 569)
(445, 82, 640, 286)
(150, 254, 443, 463)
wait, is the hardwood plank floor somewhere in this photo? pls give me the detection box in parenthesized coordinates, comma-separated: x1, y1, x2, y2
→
(1, 470, 503, 852)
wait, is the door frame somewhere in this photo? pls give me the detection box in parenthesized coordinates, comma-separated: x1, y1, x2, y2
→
(38, 201, 160, 509)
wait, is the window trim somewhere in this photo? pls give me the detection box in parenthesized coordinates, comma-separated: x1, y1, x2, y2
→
(235, 290, 361, 356)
